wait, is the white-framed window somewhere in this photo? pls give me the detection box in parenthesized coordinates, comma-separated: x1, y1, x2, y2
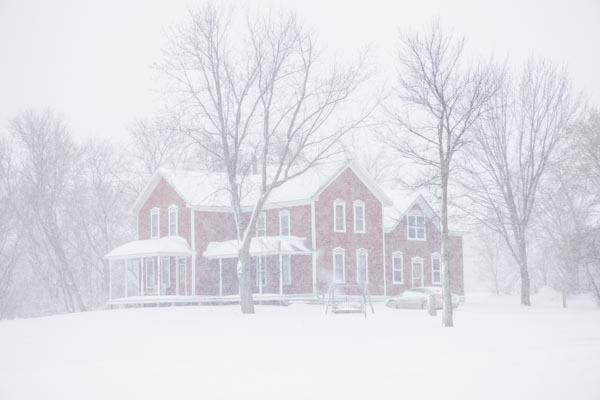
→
(279, 210, 290, 236)
(161, 257, 171, 288)
(280, 254, 291, 285)
(353, 200, 366, 233)
(407, 214, 426, 240)
(356, 248, 368, 284)
(334, 200, 346, 232)
(150, 207, 160, 239)
(168, 205, 178, 236)
(333, 248, 345, 283)
(145, 257, 155, 289)
(176, 257, 187, 295)
(431, 253, 442, 284)
(392, 251, 404, 284)
(256, 212, 266, 237)
(256, 257, 267, 287)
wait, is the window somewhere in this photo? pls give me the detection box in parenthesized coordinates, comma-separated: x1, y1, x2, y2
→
(353, 200, 366, 233)
(150, 208, 160, 239)
(431, 254, 442, 284)
(279, 210, 290, 236)
(168, 205, 178, 236)
(256, 212, 266, 237)
(334, 200, 346, 232)
(176, 257, 187, 296)
(145, 258, 155, 289)
(392, 252, 403, 284)
(356, 249, 368, 284)
(281, 254, 291, 285)
(256, 257, 267, 287)
(333, 248, 345, 283)
(408, 214, 425, 240)
(161, 257, 171, 288)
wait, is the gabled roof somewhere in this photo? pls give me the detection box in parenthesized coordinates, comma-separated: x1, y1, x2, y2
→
(383, 187, 439, 232)
(131, 159, 392, 214)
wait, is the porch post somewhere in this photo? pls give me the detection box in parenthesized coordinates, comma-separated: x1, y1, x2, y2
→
(139, 257, 143, 296)
(108, 258, 112, 301)
(124, 259, 128, 298)
(279, 255, 283, 296)
(176, 258, 180, 296)
(157, 256, 161, 297)
(219, 258, 223, 297)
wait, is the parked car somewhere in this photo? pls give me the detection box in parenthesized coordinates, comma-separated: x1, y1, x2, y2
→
(385, 287, 460, 310)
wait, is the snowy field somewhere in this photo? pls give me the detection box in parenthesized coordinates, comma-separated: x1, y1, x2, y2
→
(1, 292, 599, 400)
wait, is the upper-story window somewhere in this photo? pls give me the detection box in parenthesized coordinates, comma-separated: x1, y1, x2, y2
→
(256, 212, 266, 237)
(279, 210, 290, 236)
(168, 205, 178, 236)
(353, 200, 366, 233)
(431, 253, 442, 284)
(407, 214, 425, 240)
(333, 247, 345, 283)
(150, 208, 160, 239)
(356, 248, 368, 284)
(392, 251, 404, 284)
(334, 200, 346, 232)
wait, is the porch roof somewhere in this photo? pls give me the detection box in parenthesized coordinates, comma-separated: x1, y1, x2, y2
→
(203, 236, 312, 259)
(104, 236, 194, 260)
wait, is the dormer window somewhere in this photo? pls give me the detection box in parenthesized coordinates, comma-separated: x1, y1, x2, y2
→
(407, 214, 425, 240)
(256, 212, 266, 237)
(279, 210, 290, 236)
(168, 205, 178, 236)
(353, 200, 365, 233)
(333, 200, 346, 232)
(150, 208, 160, 239)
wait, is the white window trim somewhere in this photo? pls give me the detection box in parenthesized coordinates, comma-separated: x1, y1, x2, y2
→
(431, 252, 442, 285)
(356, 248, 368, 284)
(256, 257, 267, 287)
(168, 204, 178, 236)
(392, 251, 404, 284)
(280, 254, 292, 285)
(353, 200, 366, 233)
(176, 257, 187, 296)
(279, 210, 291, 236)
(161, 256, 171, 288)
(150, 207, 160, 239)
(332, 247, 345, 283)
(145, 257, 155, 289)
(256, 212, 267, 237)
(333, 200, 346, 233)
(407, 214, 426, 241)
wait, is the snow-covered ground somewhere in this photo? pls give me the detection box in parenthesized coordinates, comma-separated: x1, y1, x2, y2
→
(1, 292, 599, 400)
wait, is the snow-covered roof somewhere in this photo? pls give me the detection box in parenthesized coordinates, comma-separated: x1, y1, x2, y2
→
(131, 159, 392, 213)
(104, 236, 194, 259)
(203, 236, 312, 259)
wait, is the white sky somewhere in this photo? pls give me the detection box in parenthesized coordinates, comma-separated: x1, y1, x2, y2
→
(1, 0, 599, 143)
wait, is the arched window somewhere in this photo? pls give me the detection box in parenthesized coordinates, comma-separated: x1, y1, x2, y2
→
(168, 205, 178, 236)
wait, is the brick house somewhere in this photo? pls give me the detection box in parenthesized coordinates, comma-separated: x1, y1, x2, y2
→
(104, 159, 464, 304)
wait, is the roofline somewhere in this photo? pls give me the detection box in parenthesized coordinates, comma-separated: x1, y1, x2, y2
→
(384, 194, 438, 233)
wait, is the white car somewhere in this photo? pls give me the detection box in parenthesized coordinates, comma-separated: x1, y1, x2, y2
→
(385, 287, 460, 310)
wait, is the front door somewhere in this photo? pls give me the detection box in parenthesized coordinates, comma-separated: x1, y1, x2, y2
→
(411, 260, 423, 288)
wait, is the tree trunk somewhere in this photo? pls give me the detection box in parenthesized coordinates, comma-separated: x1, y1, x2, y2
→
(440, 171, 453, 327)
(518, 239, 531, 306)
(238, 246, 255, 314)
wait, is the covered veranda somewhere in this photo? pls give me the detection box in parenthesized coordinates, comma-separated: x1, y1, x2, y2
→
(104, 236, 195, 306)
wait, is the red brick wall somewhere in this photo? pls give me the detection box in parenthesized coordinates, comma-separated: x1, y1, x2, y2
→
(314, 168, 385, 295)
(384, 203, 465, 295)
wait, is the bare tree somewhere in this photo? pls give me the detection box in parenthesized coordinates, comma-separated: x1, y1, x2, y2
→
(382, 21, 500, 326)
(159, 4, 370, 313)
(462, 59, 580, 306)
